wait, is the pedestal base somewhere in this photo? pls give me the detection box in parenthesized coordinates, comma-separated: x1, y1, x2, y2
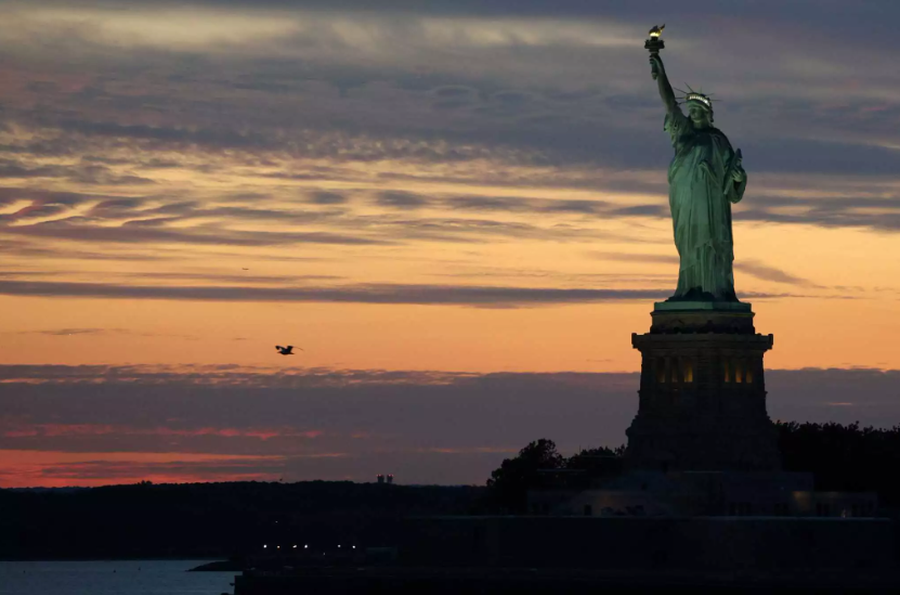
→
(626, 304, 780, 472)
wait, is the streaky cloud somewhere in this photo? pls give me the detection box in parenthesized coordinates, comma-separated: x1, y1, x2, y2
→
(0, 280, 672, 307)
(375, 190, 429, 209)
(2, 221, 390, 247)
(736, 259, 816, 286)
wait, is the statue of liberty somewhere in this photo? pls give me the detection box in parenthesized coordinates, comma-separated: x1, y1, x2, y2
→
(648, 47, 747, 302)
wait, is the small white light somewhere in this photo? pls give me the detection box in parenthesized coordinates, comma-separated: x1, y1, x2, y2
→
(263, 545, 267, 549)
(293, 545, 297, 549)
(277, 546, 280, 549)
(304, 545, 308, 549)
(352, 546, 356, 549)
(338, 545, 341, 548)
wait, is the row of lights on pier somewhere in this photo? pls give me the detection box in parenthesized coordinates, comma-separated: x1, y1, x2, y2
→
(263, 544, 357, 550)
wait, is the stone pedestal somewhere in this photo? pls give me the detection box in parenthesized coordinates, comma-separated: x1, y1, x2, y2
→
(625, 301, 781, 472)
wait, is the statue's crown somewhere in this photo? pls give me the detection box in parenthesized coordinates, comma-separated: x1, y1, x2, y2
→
(685, 93, 712, 109)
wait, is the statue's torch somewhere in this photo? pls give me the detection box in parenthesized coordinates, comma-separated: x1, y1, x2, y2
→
(645, 24, 665, 80)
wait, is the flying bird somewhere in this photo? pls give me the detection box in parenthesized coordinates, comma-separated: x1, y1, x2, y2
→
(276, 345, 302, 355)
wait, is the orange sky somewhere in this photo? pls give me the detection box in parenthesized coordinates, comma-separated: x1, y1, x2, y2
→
(3, 194, 899, 373)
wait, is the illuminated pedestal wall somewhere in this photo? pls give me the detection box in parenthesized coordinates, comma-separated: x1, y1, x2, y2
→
(625, 304, 782, 472)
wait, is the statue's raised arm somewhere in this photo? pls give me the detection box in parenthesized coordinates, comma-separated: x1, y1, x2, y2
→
(645, 25, 677, 115)
(649, 53, 678, 115)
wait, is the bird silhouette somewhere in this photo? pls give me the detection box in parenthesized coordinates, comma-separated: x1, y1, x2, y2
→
(276, 345, 302, 355)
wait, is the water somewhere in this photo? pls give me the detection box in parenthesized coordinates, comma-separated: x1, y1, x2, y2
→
(0, 560, 235, 595)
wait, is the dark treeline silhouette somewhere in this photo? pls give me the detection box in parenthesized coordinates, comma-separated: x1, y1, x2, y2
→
(486, 422, 900, 513)
(0, 481, 483, 560)
(485, 439, 564, 514)
(485, 439, 625, 513)
(778, 420, 900, 506)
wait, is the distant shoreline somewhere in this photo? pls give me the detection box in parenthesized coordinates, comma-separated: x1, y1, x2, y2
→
(0, 557, 226, 563)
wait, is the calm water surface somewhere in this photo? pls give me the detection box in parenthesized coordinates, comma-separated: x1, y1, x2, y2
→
(0, 560, 235, 595)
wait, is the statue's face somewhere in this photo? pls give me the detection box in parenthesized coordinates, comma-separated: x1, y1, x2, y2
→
(688, 104, 710, 128)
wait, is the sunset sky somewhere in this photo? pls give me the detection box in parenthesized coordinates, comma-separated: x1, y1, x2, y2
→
(2, 0, 900, 487)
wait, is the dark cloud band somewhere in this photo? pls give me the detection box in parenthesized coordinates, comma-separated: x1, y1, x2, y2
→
(0, 280, 670, 306)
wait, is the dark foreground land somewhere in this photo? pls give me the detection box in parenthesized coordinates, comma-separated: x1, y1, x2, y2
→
(234, 566, 900, 594)
(231, 515, 900, 593)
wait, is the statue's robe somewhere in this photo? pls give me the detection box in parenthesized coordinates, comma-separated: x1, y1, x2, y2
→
(665, 107, 746, 301)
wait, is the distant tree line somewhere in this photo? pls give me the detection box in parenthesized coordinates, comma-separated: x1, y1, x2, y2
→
(0, 481, 484, 559)
(778, 421, 900, 506)
(485, 422, 900, 513)
(485, 439, 624, 513)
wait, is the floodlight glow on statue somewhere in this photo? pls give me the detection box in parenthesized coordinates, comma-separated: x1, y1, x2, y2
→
(646, 26, 747, 302)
